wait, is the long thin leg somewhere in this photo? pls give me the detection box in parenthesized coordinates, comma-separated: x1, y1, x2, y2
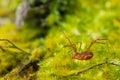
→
(64, 42, 82, 53)
(62, 31, 77, 53)
(77, 41, 82, 51)
(64, 44, 77, 53)
(64, 44, 75, 48)
(0, 38, 29, 54)
(87, 38, 108, 50)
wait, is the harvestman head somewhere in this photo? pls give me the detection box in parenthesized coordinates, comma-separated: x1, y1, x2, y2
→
(62, 31, 108, 60)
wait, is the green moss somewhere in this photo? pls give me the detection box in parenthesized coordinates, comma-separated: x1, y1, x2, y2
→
(0, 0, 120, 80)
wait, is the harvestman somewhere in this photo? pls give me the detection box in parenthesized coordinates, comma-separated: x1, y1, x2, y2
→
(63, 32, 107, 60)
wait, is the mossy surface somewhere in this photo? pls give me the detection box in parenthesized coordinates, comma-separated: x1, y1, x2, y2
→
(0, 0, 120, 80)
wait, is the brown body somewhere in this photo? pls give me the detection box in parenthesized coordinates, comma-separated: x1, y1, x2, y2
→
(72, 51, 93, 60)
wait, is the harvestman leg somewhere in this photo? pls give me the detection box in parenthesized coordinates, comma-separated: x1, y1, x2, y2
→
(64, 41, 83, 52)
(64, 43, 77, 53)
(87, 38, 108, 50)
(78, 41, 82, 51)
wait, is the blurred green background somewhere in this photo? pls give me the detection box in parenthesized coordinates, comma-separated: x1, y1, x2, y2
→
(0, 0, 120, 80)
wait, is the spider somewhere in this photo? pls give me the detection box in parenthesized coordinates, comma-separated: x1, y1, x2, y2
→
(63, 32, 107, 60)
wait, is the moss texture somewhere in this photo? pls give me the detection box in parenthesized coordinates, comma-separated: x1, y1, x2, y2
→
(0, 0, 120, 80)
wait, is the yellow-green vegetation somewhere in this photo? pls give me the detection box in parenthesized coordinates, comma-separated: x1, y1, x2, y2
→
(0, 0, 120, 80)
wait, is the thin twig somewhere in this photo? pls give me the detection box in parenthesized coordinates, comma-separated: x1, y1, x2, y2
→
(0, 38, 29, 54)
(4, 58, 32, 78)
(0, 39, 31, 75)
(63, 61, 120, 77)
(0, 39, 32, 78)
